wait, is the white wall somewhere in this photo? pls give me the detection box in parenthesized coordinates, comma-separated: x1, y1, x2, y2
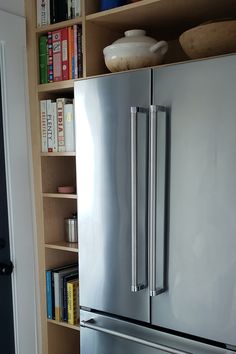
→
(0, 8, 38, 354)
(0, 0, 24, 16)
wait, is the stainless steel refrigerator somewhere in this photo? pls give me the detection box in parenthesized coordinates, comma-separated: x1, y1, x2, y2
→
(74, 54, 236, 354)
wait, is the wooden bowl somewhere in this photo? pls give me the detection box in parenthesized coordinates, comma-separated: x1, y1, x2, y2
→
(179, 20, 236, 59)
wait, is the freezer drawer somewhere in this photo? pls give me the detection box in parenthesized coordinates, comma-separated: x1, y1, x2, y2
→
(80, 310, 233, 354)
(151, 54, 236, 346)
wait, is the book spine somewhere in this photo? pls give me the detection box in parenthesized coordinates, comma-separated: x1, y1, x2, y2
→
(71, 28, 75, 79)
(64, 103, 75, 152)
(68, 27, 73, 80)
(40, 100, 47, 152)
(37, 0, 47, 26)
(71, 0, 76, 18)
(77, 25, 83, 78)
(63, 278, 68, 321)
(46, 100, 53, 152)
(67, 281, 79, 325)
(76, 0, 81, 16)
(48, 32, 53, 83)
(67, 0, 72, 19)
(61, 28, 69, 81)
(39, 36, 48, 84)
(73, 25, 78, 79)
(57, 98, 65, 152)
(46, 270, 52, 319)
(54, 272, 60, 321)
(46, 0, 51, 25)
(50, 0, 56, 24)
(52, 30, 62, 82)
(52, 102, 58, 152)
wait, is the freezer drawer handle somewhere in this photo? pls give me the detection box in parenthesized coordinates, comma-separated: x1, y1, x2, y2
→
(81, 319, 192, 354)
(149, 105, 168, 297)
(131, 106, 147, 292)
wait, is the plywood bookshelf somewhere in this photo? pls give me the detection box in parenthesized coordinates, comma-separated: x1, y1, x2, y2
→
(25, 0, 236, 353)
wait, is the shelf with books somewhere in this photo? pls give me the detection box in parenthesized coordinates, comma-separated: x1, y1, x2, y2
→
(45, 242, 78, 253)
(38, 24, 83, 84)
(48, 319, 80, 331)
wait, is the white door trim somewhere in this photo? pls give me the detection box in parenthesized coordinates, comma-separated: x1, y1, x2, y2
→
(0, 9, 39, 354)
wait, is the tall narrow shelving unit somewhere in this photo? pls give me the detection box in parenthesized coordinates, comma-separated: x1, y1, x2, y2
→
(25, 1, 236, 353)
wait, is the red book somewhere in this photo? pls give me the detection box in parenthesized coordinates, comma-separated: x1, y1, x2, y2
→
(61, 27, 69, 81)
(52, 29, 62, 82)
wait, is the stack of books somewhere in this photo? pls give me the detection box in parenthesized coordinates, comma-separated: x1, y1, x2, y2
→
(39, 25, 83, 84)
(46, 263, 79, 325)
(40, 98, 75, 153)
(37, 0, 81, 26)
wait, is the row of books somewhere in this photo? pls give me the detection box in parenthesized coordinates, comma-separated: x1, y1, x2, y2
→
(40, 98, 75, 153)
(37, 0, 81, 26)
(46, 263, 79, 325)
(39, 25, 82, 84)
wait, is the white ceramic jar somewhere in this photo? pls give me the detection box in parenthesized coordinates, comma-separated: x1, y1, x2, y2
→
(103, 29, 168, 72)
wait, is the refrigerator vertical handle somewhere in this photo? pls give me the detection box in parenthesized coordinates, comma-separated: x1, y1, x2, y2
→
(131, 106, 147, 293)
(149, 105, 167, 297)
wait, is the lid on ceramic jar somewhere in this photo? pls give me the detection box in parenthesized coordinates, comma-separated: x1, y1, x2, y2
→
(112, 30, 157, 45)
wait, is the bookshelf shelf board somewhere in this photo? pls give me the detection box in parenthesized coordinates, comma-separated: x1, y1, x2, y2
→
(41, 152, 76, 157)
(36, 17, 83, 34)
(86, 0, 236, 35)
(47, 319, 80, 332)
(43, 193, 77, 199)
(45, 242, 78, 253)
(37, 79, 79, 93)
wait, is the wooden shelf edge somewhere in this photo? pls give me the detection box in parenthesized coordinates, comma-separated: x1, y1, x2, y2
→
(47, 319, 80, 331)
(43, 193, 77, 199)
(41, 152, 76, 157)
(36, 16, 83, 34)
(86, 0, 156, 20)
(37, 79, 80, 93)
(45, 242, 78, 252)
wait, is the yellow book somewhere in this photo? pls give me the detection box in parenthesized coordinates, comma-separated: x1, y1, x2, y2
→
(67, 279, 79, 325)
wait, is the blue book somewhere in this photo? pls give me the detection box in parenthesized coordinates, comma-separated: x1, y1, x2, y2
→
(46, 270, 53, 319)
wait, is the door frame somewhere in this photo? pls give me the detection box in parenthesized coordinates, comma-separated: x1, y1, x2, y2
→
(0, 9, 39, 354)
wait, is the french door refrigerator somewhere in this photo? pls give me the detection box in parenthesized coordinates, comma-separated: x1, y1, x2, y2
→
(74, 54, 236, 354)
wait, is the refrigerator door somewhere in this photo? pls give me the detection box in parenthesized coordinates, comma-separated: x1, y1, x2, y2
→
(74, 70, 150, 322)
(151, 55, 236, 346)
(80, 310, 233, 354)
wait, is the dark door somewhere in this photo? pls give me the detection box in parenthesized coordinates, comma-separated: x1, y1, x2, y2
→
(151, 55, 236, 347)
(0, 76, 15, 353)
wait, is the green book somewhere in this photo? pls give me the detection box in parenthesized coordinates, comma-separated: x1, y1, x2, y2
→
(39, 36, 48, 84)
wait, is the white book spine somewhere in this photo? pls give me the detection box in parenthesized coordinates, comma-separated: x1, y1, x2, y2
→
(57, 99, 65, 152)
(46, 100, 53, 152)
(38, 0, 47, 27)
(52, 102, 58, 152)
(40, 100, 47, 152)
(75, 0, 81, 16)
(64, 103, 75, 152)
(53, 273, 60, 321)
(67, 0, 72, 19)
(46, 0, 50, 25)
